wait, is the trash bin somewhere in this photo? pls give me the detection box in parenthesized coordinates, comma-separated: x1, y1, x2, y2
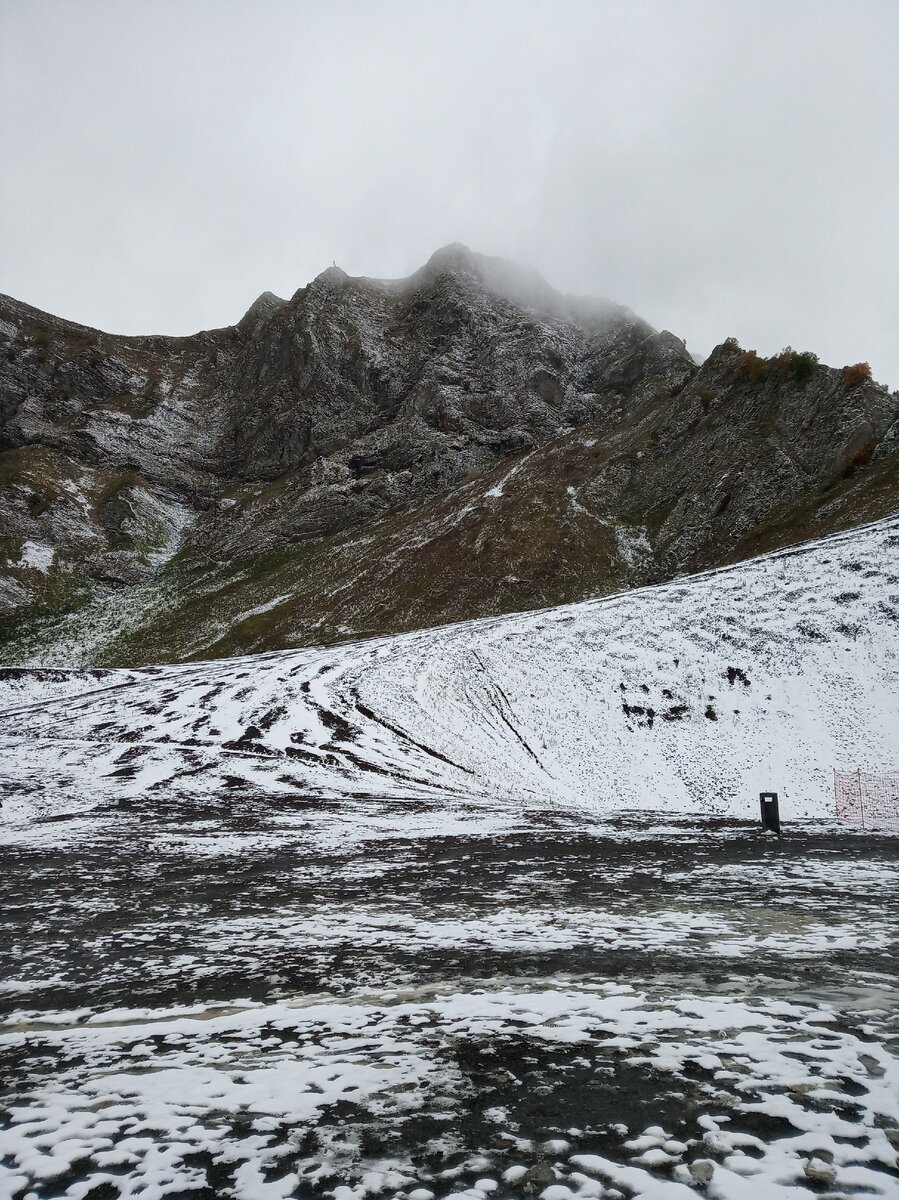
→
(759, 792, 780, 834)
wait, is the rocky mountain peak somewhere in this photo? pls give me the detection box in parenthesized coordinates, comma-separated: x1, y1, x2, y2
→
(410, 243, 574, 318)
(0, 248, 897, 666)
(309, 264, 352, 291)
(237, 290, 287, 334)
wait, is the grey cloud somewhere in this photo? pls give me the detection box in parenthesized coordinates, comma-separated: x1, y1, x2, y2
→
(1, 0, 897, 384)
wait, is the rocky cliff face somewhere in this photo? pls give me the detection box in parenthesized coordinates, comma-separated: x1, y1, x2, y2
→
(1, 245, 897, 665)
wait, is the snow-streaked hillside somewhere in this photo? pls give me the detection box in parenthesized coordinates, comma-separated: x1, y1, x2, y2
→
(2, 517, 898, 823)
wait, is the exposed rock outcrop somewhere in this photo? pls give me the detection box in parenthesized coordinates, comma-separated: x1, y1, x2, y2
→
(0, 246, 896, 665)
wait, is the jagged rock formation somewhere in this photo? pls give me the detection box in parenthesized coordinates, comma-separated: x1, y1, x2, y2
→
(1, 245, 897, 665)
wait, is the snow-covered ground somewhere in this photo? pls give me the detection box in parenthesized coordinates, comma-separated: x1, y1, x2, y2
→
(2, 516, 898, 822)
(2, 519, 899, 1198)
(1, 520, 897, 1195)
(1, 806, 897, 1200)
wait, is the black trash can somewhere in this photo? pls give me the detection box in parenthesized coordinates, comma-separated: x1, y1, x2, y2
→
(759, 792, 780, 834)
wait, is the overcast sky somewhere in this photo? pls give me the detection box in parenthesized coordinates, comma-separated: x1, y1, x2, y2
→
(1, 0, 897, 384)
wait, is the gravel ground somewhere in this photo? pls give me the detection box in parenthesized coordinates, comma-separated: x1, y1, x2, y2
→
(1, 798, 898, 1200)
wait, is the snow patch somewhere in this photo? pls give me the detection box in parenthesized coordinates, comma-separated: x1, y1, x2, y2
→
(16, 540, 54, 572)
(485, 450, 536, 499)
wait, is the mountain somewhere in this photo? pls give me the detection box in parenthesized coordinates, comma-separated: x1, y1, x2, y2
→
(3, 515, 897, 820)
(1, 245, 897, 666)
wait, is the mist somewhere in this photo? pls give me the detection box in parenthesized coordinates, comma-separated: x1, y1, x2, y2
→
(1, 0, 897, 385)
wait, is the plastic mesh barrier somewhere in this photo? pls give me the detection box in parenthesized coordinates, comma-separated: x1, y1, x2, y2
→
(834, 768, 899, 831)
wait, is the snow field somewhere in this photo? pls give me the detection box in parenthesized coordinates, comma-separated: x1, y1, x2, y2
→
(1, 516, 898, 820)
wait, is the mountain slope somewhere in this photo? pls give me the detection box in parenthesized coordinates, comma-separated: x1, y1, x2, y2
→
(3, 515, 897, 822)
(2, 247, 898, 666)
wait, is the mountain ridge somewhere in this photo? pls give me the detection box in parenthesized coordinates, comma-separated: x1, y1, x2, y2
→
(1, 246, 897, 666)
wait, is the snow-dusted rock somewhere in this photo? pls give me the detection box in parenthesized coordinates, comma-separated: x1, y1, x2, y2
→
(803, 1156, 836, 1184)
(688, 1158, 715, 1184)
(2, 247, 898, 666)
